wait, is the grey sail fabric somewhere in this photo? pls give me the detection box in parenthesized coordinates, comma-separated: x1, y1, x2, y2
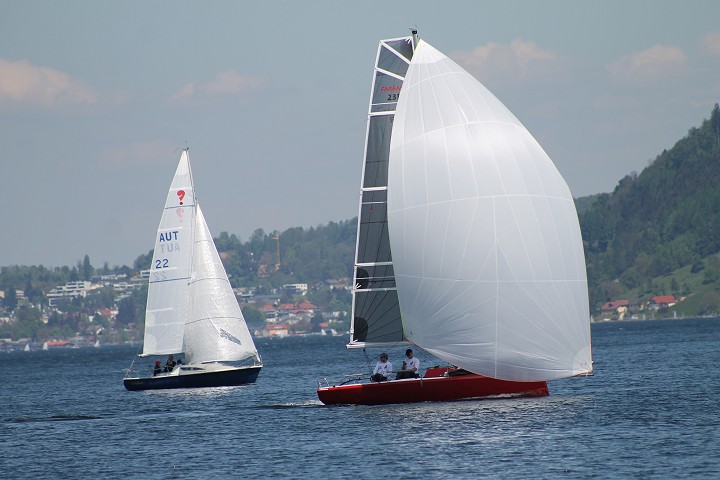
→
(183, 205, 259, 364)
(349, 36, 414, 347)
(387, 40, 593, 381)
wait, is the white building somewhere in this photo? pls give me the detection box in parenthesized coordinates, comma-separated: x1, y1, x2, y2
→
(283, 283, 308, 295)
(47, 281, 102, 307)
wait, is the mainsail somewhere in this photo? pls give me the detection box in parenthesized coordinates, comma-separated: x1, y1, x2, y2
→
(142, 151, 195, 356)
(387, 40, 592, 382)
(349, 34, 418, 347)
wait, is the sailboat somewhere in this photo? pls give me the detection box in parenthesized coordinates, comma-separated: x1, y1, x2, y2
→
(42, 342, 48, 351)
(124, 149, 262, 391)
(317, 31, 592, 405)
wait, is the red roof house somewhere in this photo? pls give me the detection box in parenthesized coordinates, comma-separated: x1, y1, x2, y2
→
(650, 295, 677, 309)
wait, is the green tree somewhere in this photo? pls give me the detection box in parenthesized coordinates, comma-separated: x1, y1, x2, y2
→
(703, 256, 720, 284)
(82, 255, 93, 281)
(14, 305, 43, 340)
(241, 306, 265, 327)
(3, 287, 18, 311)
(134, 251, 153, 271)
(311, 312, 325, 332)
(117, 297, 137, 326)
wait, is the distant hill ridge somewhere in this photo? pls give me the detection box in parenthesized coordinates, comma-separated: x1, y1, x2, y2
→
(579, 104, 720, 311)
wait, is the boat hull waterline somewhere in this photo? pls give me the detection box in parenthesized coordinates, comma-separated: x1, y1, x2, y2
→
(317, 371, 548, 406)
(124, 365, 261, 391)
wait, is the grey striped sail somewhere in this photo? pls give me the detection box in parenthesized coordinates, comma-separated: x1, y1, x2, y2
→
(349, 34, 418, 347)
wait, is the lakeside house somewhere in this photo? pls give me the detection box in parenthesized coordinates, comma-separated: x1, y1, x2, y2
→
(650, 295, 678, 311)
(601, 294, 681, 320)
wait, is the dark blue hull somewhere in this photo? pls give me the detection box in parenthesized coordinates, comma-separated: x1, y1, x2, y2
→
(124, 366, 261, 391)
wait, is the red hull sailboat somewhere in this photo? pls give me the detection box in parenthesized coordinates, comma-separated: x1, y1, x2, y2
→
(317, 31, 592, 406)
(318, 368, 548, 406)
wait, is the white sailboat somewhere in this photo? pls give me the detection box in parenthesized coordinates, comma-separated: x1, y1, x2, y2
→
(318, 31, 592, 405)
(124, 149, 262, 391)
(42, 342, 48, 351)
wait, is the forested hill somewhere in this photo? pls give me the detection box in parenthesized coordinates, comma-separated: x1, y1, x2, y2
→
(209, 219, 357, 289)
(580, 104, 720, 312)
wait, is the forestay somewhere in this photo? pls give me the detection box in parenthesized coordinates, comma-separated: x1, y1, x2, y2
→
(387, 40, 592, 381)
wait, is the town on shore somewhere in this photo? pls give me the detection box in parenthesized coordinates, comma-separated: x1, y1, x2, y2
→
(1, 269, 351, 353)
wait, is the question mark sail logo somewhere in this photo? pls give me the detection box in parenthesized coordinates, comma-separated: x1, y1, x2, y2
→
(177, 190, 186, 205)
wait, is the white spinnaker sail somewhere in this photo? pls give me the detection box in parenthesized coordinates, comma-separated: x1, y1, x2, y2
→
(183, 205, 259, 364)
(142, 151, 195, 356)
(387, 41, 592, 382)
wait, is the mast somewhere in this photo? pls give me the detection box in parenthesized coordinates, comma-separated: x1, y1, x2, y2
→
(348, 32, 417, 348)
(411, 29, 419, 50)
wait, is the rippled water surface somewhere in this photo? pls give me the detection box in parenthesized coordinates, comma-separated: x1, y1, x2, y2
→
(2, 318, 719, 479)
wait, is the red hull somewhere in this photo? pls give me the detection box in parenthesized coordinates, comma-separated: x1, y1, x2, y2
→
(317, 369, 549, 405)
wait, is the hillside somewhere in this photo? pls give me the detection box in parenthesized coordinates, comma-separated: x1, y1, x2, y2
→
(579, 104, 720, 314)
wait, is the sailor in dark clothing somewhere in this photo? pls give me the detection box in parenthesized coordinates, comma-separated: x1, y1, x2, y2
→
(164, 355, 176, 373)
(153, 360, 163, 376)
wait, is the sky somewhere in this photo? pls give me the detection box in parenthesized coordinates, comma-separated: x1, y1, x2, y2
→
(1, 1, 719, 268)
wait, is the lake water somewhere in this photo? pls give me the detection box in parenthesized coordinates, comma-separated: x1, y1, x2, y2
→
(2, 318, 719, 479)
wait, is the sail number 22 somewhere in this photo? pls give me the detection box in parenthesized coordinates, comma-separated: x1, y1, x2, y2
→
(155, 230, 180, 268)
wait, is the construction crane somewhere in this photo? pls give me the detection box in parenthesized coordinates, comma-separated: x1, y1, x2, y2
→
(274, 233, 281, 271)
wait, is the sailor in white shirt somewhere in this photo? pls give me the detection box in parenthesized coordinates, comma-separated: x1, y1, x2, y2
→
(396, 348, 420, 379)
(371, 353, 392, 382)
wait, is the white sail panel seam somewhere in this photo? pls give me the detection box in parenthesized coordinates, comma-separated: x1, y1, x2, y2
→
(148, 276, 191, 284)
(185, 316, 244, 325)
